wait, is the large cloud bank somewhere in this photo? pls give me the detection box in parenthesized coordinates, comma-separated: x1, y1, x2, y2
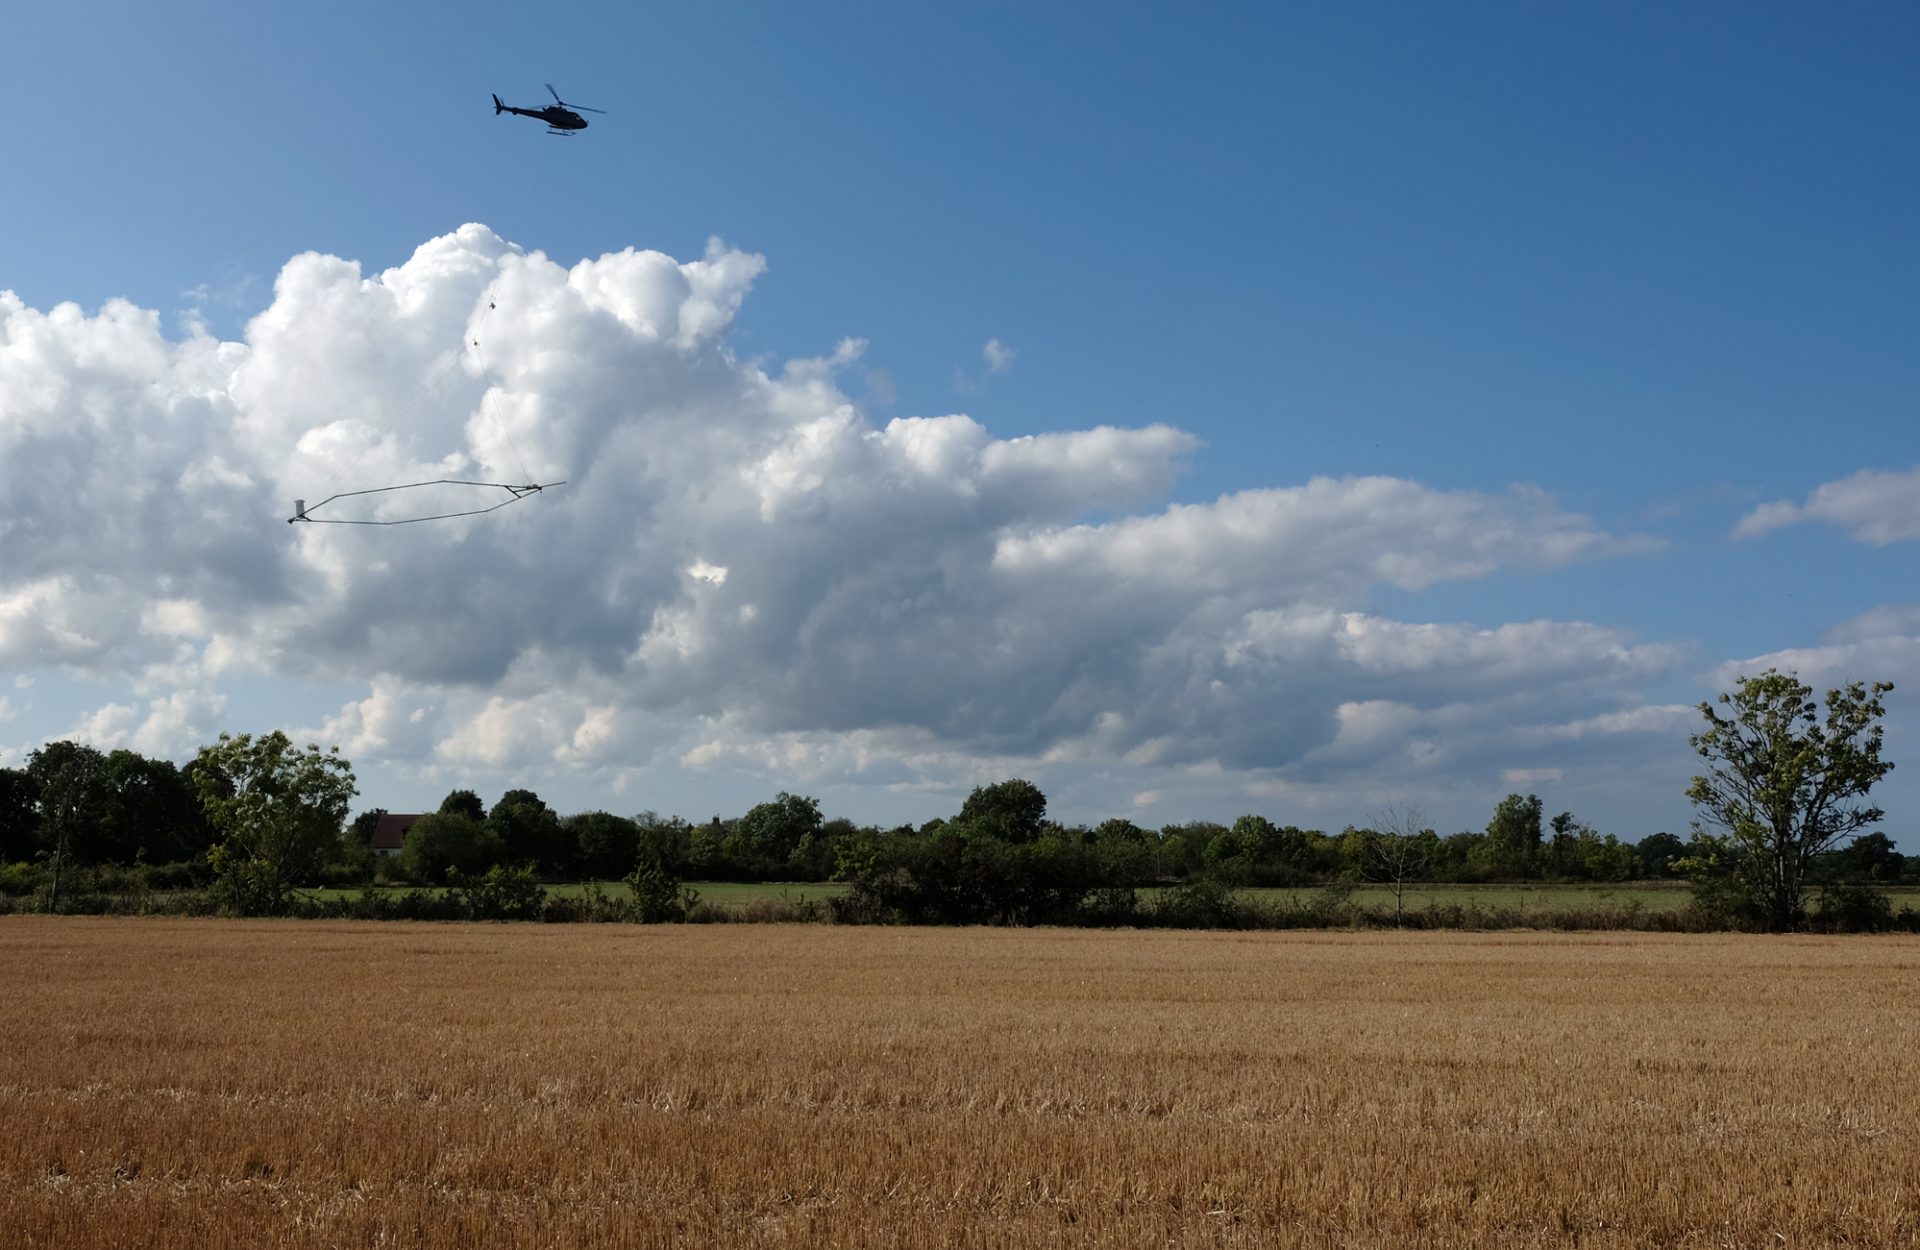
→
(2, 225, 1692, 815)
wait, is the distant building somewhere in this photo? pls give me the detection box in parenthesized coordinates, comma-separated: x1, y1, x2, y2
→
(371, 813, 424, 858)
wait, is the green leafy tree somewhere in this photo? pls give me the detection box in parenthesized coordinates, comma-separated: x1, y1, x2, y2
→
(1636, 831, 1687, 879)
(1822, 832, 1906, 884)
(569, 811, 641, 880)
(726, 792, 823, 870)
(1682, 670, 1895, 931)
(1482, 793, 1544, 879)
(625, 850, 698, 923)
(956, 779, 1048, 844)
(439, 788, 486, 821)
(347, 808, 386, 847)
(632, 810, 694, 874)
(192, 732, 357, 915)
(28, 741, 109, 911)
(1205, 814, 1282, 884)
(1155, 821, 1224, 879)
(448, 863, 546, 920)
(1089, 818, 1156, 886)
(399, 811, 502, 883)
(97, 750, 209, 865)
(488, 790, 568, 875)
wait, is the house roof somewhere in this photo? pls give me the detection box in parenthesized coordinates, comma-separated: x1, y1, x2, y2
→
(371, 813, 424, 851)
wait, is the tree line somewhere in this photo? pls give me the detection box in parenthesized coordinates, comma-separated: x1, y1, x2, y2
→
(0, 670, 1905, 930)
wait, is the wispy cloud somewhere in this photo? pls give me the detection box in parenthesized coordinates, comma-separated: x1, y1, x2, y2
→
(1735, 465, 1920, 544)
(983, 337, 1016, 375)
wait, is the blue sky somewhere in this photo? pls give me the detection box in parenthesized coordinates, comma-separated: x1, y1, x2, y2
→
(2, 2, 1916, 841)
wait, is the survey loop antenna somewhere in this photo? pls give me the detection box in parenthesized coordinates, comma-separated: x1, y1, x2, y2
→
(288, 480, 566, 526)
(286, 293, 565, 527)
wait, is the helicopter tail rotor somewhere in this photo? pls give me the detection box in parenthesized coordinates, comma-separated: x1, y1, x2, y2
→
(493, 93, 505, 114)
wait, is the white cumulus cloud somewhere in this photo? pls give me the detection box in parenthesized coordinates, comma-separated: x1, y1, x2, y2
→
(0, 224, 1692, 820)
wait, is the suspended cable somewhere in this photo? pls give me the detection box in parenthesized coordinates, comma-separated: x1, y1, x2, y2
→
(289, 480, 565, 526)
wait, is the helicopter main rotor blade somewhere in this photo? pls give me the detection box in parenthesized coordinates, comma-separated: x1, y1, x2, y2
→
(546, 82, 563, 103)
(570, 104, 608, 113)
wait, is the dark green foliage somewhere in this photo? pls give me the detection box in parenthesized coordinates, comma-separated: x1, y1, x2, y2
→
(725, 792, 823, 872)
(1637, 831, 1687, 878)
(625, 854, 698, 923)
(193, 732, 357, 915)
(0, 861, 41, 895)
(568, 811, 640, 880)
(27, 741, 107, 911)
(439, 788, 486, 821)
(1539, 812, 1640, 883)
(347, 808, 386, 847)
(1204, 814, 1280, 885)
(0, 768, 42, 863)
(632, 810, 694, 874)
(1145, 878, 1249, 929)
(956, 779, 1048, 844)
(97, 751, 210, 864)
(487, 790, 568, 875)
(537, 881, 632, 923)
(1155, 822, 1225, 879)
(399, 812, 502, 883)
(1811, 880, 1895, 933)
(1822, 832, 1907, 884)
(448, 863, 547, 921)
(319, 832, 376, 886)
(1088, 819, 1157, 887)
(1482, 793, 1544, 878)
(838, 783, 1150, 925)
(1075, 885, 1142, 926)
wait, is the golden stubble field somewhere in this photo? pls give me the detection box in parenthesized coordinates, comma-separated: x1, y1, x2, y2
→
(2, 919, 1916, 1249)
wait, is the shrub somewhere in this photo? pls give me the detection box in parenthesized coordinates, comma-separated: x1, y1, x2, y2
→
(541, 882, 629, 924)
(1076, 886, 1141, 927)
(449, 864, 547, 922)
(1812, 882, 1895, 933)
(0, 861, 40, 896)
(625, 857, 697, 923)
(1145, 879, 1249, 929)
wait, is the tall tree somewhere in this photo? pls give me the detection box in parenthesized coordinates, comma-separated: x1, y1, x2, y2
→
(727, 793, 823, 868)
(399, 811, 500, 883)
(488, 790, 567, 874)
(957, 780, 1048, 844)
(1483, 793, 1544, 879)
(439, 789, 486, 821)
(192, 732, 358, 915)
(27, 742, 108, 911)
(1684, 670, 1895, 930)
(97, 751, 207, 864)
(1349, 805, 1438, 926)
(568, 811, 641, 880)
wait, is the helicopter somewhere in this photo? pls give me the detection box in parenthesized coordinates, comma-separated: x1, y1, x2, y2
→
(492, 84, 606, 135)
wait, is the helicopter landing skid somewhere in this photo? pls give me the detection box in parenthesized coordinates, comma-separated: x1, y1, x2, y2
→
(546, 129, 576, 136)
